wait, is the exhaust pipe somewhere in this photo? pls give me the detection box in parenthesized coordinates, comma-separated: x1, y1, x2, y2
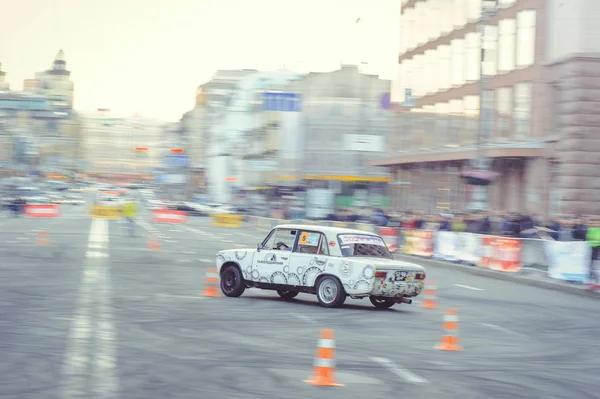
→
(397, 297, 412, 304)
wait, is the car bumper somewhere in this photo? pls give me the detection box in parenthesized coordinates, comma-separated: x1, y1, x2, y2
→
(370, 280, 424, 298)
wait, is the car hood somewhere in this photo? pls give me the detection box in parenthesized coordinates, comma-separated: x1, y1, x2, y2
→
(352, 257, 425, 272)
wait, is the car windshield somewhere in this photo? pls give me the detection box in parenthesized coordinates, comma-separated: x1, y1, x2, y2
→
(337, 234, 393, 259)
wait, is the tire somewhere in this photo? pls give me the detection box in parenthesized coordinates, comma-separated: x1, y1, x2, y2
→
(277, 290, 299, 300)
(316, 276, 346, 308)
(220, 265, 246, 297)
(369, 297, 395, 309)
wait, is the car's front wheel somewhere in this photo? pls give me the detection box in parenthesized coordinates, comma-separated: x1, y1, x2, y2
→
(277, 290, 299, 300)
(220, 265, 245, 297)
(316, 276, 346, 308)
(369, 297, 395, 309)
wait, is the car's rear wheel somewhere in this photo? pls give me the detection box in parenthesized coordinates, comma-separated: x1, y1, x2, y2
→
(277, 290, 299, 300)
(220, 265, 245, 297)
(369, 297, 395, 309)
(316, 276, 346, 308)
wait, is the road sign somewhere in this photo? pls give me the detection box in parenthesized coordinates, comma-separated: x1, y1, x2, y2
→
(262, 92, 302, 112)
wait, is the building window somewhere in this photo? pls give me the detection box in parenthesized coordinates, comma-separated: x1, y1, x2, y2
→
(438, 45, 452, 91)
(451, 39, 465, 86)
(498, 19, 516, 72)
(465, 32, 481, 82)
(466, 0, 482, 21)
(496, 87, 513, 137)
(516, 10, 536, 68)
(482, 25, 498, 76)
(481, 90, 495, 141)
(464, 95, 480, 143)
(514, 83, 532, 137)
(453, 0, 468, 28)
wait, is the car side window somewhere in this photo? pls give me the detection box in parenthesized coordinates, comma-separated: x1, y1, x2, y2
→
(274, 229, 297, 250)
(295, 231, 324, 255)
(318, 236, 329, 255)
(261, 230, 276, 249)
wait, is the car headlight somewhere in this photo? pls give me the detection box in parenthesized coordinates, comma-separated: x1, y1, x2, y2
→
(362, 265, 375, 279)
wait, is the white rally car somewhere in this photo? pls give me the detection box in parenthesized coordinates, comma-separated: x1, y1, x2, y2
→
(215, 224, 426, 309)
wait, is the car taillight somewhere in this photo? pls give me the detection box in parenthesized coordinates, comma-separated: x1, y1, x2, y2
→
(416, 273, 426, 280)
(375, 271, 387, 278)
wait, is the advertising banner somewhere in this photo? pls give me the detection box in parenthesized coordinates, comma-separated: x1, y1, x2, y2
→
(544, 241, 591, 282)
(480, 236, 522, 272)
(433, 231, 460, 261)
(455, 233, 483, 265)
(401, 230, 434, 258)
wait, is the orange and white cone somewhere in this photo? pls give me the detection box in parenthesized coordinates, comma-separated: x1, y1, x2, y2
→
(202, 267, 221, 297)
(304, 329, 343, 387)
(420, 280, 438, 309)
(147, 233, 160, 251)
(36, 230, 50, 246)
(435, 308, 463, 351)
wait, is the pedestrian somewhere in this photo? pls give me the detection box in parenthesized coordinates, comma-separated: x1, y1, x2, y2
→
(122, 200, 138, 237)
(585, 218, 600, 288)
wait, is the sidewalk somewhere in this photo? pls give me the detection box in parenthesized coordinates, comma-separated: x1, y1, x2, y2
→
(394, 253, 600, 299)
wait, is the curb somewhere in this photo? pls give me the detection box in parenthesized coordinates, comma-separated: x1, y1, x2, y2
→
(394, 253, 600, 299)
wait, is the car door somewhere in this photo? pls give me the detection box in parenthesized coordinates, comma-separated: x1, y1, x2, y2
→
(287, 230, 329, 287)
(251, 228, 296, 285)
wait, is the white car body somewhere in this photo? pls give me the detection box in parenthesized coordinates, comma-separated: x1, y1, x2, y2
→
(215, 224, 426, 308)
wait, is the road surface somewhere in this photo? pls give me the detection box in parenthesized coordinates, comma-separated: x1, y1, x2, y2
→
(1, 202, 599, 399)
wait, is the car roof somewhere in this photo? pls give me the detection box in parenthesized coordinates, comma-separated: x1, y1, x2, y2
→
(274, 224, 380, 236)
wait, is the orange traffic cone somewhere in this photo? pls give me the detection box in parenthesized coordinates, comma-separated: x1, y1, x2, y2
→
(435, 308, 463, 351)
(420, 281, 438, 309)
(147, 233, 161, 251)
(202, 268, 221, 297)
(304, 329, 343, 387)
(36, 230, 49, 246)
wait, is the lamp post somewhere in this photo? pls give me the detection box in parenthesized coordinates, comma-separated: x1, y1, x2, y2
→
(464, 0, 500, 211)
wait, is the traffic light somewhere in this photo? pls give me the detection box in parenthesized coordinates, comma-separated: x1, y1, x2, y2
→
(170, 148, 184, 153)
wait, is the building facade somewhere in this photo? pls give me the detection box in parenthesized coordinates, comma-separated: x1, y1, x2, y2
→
(288, 65, 393, 208)
(379, 0, 562, 214)
(81, 111, 164, 175)
(0, 52, 82, 178)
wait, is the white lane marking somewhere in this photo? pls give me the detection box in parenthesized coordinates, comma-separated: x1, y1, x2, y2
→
(135, 219, 158, 232)
(293, 314, 316, 324)
(92, 219, 119, 397)
(453, 284, 485, 291)
(17, 237, 29, 240)
(222, 239, 234, 243)
(370, 357, 429, 384)
(233, 244, 246, 247)
(183, 251, 195, 255)
(479, 323, 526, 337)
(169, 229, 180, 232)
(198, 258, 213, 263)
(165, 240, 177, 243)
(220, 233, 232, 236)
(156, 294, 206, 300)
(60, 218, 120, 398)
(88, 243, 103, 249)
(181, 225, 208, 235)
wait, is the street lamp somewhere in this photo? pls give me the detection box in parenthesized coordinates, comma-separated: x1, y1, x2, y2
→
(462, 0, 500, 211)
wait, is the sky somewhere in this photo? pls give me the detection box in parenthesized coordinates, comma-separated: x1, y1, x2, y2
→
(0, 0, 400, 121)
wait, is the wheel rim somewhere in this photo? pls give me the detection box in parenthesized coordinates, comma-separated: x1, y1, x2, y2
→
(223, 270, 237, 292)
(373, 298, 387, 304)
(318, 279, 337, 304)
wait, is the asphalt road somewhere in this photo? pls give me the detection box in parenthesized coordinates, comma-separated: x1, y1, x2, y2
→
(1, 201, 600, 399)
